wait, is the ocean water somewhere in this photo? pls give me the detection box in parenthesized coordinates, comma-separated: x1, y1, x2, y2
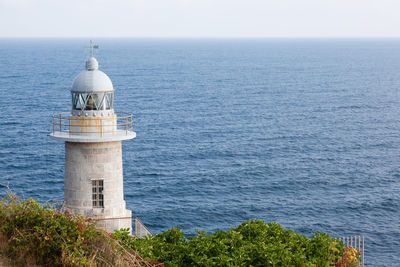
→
(1, 38, 400, 265)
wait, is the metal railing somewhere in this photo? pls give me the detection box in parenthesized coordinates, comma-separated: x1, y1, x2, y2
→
(51, 112, 133, 136)
(86, 216, 152, 238)
(135, 217, 153, 238)
(339, 236, 365, 267)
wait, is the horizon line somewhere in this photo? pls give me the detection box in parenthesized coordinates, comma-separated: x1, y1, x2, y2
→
(1, 36, 400, 39)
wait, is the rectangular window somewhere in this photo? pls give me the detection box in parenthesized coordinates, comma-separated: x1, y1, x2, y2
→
(92, 180, 104, 208)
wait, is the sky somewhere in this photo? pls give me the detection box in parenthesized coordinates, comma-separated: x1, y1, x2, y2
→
(0, 0, 399, 38)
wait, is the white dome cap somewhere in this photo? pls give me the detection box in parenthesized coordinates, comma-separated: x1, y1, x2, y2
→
(71, 57, 114, 93)
(86, 57, 99, 70)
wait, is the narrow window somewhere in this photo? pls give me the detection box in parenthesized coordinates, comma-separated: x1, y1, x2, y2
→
(92, 180, 104, 208)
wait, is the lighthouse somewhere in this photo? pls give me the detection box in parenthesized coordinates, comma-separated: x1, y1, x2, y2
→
(50, 42, 135, 233)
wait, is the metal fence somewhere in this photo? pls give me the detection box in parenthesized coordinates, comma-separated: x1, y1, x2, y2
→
(339, 236, 365, 267)
(135, 217, 153, 238)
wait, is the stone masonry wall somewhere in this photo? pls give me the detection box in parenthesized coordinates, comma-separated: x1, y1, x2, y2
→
(64, 141, 132, 233)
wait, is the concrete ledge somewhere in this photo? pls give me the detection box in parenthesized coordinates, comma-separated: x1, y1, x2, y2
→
(49, 130, 136, 143)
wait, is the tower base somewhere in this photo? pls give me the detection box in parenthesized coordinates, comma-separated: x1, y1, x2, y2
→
(64, 141, 132, 233)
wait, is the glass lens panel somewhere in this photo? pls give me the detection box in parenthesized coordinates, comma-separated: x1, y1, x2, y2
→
(72, 93, 84, 110)
(75, 94, 79, 108)
(85, 94, 96, 110)
(105, 93, 113, 109)
(96, 93, 105, 110)
(78, 94, 84, 109)
(78, 93, 87, 110)
(72, 93, 76, 108)
(83, 94, 105, 110)
(105, 94, 110, 109)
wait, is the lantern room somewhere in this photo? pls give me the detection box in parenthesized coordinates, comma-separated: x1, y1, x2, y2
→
(49, 54, 135, 143)
(70, 56, 114, 116)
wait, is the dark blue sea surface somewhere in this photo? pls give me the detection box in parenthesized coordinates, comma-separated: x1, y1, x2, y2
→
(1, 38, 400, 265)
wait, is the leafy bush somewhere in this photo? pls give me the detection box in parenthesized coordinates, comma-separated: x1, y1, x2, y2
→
(0, 194, 146, 266)
(115, 219, 359, 267)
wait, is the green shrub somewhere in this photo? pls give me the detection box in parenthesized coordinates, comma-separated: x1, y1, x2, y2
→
(115, 219, 352, 267)
(0, 194, 145, 266)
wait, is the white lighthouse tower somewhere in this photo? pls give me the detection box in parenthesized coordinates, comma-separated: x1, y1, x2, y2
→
(50, 42, 135, 233)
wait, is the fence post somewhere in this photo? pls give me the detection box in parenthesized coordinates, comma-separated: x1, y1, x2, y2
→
(362, 236, 365, 267)
(340, 235, 364, 267)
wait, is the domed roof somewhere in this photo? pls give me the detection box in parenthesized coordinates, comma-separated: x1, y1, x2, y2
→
(71, 57, 114, 93)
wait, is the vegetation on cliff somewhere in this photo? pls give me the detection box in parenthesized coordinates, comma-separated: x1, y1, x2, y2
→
(115, 220, 361, 267)
(0, 193, 361, 266)
(0, 194, 149, 266)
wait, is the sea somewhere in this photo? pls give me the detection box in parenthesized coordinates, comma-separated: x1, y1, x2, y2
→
(0, 38, 399, 266)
